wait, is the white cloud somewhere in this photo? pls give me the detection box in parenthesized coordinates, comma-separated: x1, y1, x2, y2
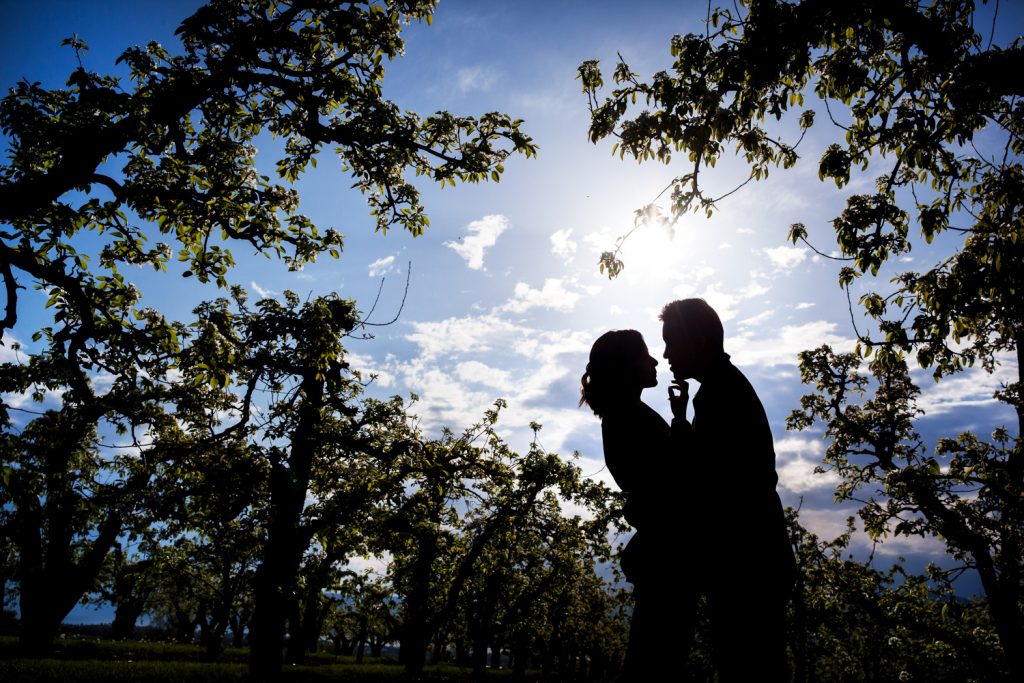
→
(251, 281, 277, 299)
(764, 245, 808, 270)
(550, 228, 577, 264)
(455, 360, 512, 389)
(399, 359, 494, 427)
(582, 226, 618, 254)
(2, 384, 65, 412)
(444, 214, 510, 270)
(740, 279, 770, 299)
(916, 373, 999, 416)
(368, 310, 597, 453)
(775, 436, 822, 458)
(775, 437, 840, 493)
(368, 255, 397, 277)
(91, 372, 117, 396)
(501, 278, 582, 314)
(671, 275, 768, 323)
(869, 531, 948, 558)
(1, 334, 23, 364)
(456, 66, 496, 93)
(914, 356, 1017, 417)
(796, 507, 856, 542)
(795, 302, 816, 310)
(799, 506, 949, 559)
(343, 551, 392, 579)
(738, 309, 775, 329)
(731, 320, 855, 367)
(347, 351, 396, 388)
(778, 456, 837, 493)
(689, 284, 741, 321)
(406, 314, 520, 360)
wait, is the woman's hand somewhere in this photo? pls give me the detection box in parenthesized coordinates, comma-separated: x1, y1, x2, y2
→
(669, 381, 689, 420)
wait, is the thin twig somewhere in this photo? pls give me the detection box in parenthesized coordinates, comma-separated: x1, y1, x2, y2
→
(359, 261, 411, 327)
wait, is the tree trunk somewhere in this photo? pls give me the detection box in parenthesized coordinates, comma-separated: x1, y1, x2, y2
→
(111, 599, 145, 640)
(15, 453, 126, 655)
(471, 626, 488, 679)
(17, 584, 65, 656)
(511, 631, 529, 681)
(792, 558, 809, 683)
(284, 591, 305, 663)
(355, 615, 368, 664)
(370, 634, 385, 658)
(489, 636, 502, 669)
(18, 543, 119, 654)
(400, 531, 437, 677)
(430, 629, 445, 664)
(230, 608, 250, 649)
(248, 377, 322, 679)
(250, 561, 289, 675)
(455, 635, 470, 666)
(172, 603, 194, 643)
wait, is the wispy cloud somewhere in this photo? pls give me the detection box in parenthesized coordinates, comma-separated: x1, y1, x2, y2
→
(775, 436, 840, 493)
(455, 360, 512, 389)
(550, 228, 577, 264)
(405, 314, 520, 360)
(501, 278, 582, 314)
(0, 333, 23, 364)
(251, 281, 277, 299)
(732, 320, 855, 367)
(764, 245, 808, 270)
(914, 356, 1017, 417)
(456, 66, 497, 93)
(445, 214, 510, 270)
(685, 276, 768, 322)
(346, 310, 597, 453)
(738, 309, 775, 329)
(368, 255, 397, 277)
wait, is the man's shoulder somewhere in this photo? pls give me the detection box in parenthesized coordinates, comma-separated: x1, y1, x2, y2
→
(695, 359, 763, 417)
(701, 357, 754, 394)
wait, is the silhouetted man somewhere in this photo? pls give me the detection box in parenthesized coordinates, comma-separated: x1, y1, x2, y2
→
(661, 298, 796, 681)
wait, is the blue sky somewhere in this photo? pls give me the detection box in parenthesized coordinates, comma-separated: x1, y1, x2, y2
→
(4, 1, 1023, 618)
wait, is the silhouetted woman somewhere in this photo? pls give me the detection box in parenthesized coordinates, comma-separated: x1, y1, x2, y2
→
(581, 330, 688, 681)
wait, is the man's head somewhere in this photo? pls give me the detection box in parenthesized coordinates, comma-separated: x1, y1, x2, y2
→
(660, 298, 724, 381)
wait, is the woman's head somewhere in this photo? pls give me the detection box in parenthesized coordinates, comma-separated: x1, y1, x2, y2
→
(579, 329, 658, 417)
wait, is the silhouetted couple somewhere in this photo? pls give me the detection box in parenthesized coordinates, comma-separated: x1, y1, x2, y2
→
(581, 299, 796, 682)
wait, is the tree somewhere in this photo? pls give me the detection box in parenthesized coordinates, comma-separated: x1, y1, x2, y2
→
(579, 0, 1023, 677)
(381, 409, 620, 678)
(147, 433, 265, 654)
(174, 290, 420, 674)
(1, 0, 534, 658)
(785, 508, 1001, 683)
(0, 338, 176, 654)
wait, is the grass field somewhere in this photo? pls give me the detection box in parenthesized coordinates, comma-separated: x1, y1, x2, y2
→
(0, 636, 540, 681)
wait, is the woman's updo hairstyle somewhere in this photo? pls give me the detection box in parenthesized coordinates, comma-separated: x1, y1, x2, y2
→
(579, 329, 646, 418)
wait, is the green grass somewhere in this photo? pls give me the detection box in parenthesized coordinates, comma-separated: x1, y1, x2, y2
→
(0, 659, 534, 682)
(0, 636, 544, 681)
(1, 659, 249, 683)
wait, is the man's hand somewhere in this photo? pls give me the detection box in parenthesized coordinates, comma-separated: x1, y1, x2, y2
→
(669, 381, 689, 420)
